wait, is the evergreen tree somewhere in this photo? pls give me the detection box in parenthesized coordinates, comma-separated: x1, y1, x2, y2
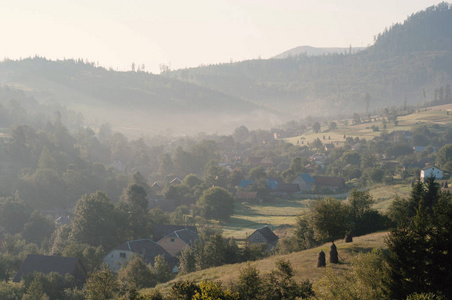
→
(423, 176, 440, 214)
(385, 182, 452, 298)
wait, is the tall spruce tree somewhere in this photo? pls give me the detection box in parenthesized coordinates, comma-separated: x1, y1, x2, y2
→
(385, 179, 452, 298)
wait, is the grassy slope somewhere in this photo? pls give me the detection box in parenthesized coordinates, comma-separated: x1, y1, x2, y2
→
(148, 231, 388, 295)
(222, 183, 410, 240)
(285, 104, 452, 146)
(369, 184, 412, 211)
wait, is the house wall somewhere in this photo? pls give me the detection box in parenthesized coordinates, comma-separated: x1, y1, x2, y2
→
(103, 250, 133, 272)
(248, 231, 277, 250)
(421, 167, 443, 181)
(315, 184, 340, 192)
(157, 237, 188, 257)
(248, 231, 266, 244)
(292, 177, 314, 191)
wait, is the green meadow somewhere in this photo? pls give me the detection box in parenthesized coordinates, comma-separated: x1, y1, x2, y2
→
(222, 198, 312, 239)
(285, 104, 452, 146)
(221, 184, 410, 239)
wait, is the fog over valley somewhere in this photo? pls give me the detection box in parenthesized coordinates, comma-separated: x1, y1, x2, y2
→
(1, 2, 452, 299)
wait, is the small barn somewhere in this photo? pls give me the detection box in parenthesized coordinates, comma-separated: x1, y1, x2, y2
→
(292, 174, 315, 192)
(248, 225, 279, 250)
(312, 175, 346, 191)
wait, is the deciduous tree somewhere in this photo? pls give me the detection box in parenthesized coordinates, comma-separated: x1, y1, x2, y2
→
(197, 187, 234, 222)
(70, 191, 116, 249)
(312, 122, 321, 133)
(311, 197, 351, 242)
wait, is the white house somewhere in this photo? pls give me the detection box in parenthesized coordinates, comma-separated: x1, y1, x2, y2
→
(420, 166, 443, 182)
(103, 239, 177, 272)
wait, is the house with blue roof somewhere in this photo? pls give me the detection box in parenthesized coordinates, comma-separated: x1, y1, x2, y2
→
(238, 180, 255, 189)
(292, 173, 315, 192)
(266, 179, 278, 191)
(239, 179, 278, 191)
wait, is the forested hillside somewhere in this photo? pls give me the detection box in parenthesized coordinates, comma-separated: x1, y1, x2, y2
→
(0, 58, 266, 135)
(167, 3, 452, 118)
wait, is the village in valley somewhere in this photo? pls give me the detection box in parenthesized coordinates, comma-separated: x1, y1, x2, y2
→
(2, 91, 452, 298)
(1, 2, 452, 298)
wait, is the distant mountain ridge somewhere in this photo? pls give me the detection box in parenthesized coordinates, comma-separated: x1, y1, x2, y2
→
(273, 45, 365, 59)
(166, 3, 452, 118)
(0, 3, 451, 135)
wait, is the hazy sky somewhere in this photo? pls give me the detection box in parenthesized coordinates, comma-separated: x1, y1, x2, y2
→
(0, 0, 446, 73)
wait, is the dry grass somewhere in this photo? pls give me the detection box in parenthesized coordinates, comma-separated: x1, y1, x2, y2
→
(368, 184, 411, 212)
(284, 104, 452, 146)
(146, 231, 388, 295)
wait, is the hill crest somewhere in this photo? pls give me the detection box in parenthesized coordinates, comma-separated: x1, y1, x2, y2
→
(273, 45, 365, 59)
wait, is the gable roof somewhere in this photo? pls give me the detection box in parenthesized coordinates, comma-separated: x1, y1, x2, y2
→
(276, 183, 301, 193)
(153, 224, 198, 241)
(170, 177, 182, 185)
(297, 173, 315, 183)
(114, 239, 176, 267)
(413, 146, 428, 152)
(236, 190, 258, 200)
(422, 166, 443, 171)
(250, 226, 278, 243)
(160, 229, 200, 246)
(238, 180, 255, 188)
(13, 254, 87, 283)
(152, 181, 161, 188)
(313, 175, 345, 187)
(55, 215, 72, 226)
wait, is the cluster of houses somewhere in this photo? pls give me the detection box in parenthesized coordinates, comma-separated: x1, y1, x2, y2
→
(12, 140, 449, 285)
(236, 173, 346, 202)
(12, 224, 279, 285)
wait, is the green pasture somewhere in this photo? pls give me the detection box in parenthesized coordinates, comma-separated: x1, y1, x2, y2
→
(222, 198, 312, 239)
(222, 183, 409, 239)
(285, 104, 452, 146)
(368, 183, 412, 211)
(223, 184, 411, 239)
